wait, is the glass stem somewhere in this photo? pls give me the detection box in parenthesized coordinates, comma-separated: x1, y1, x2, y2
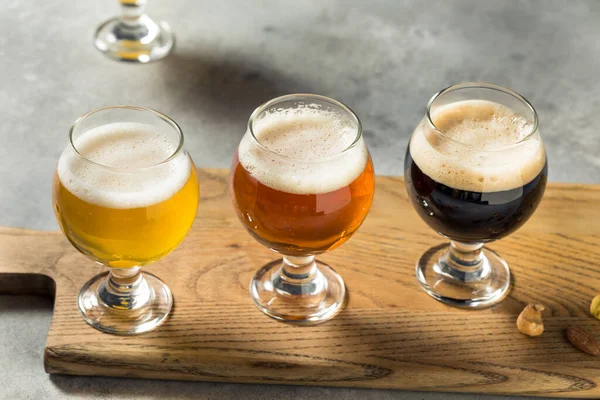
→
(273, 255, 326, 298)
(119, 0, 148, 25)
(98, 267, 151, 310)
(438, 241, 490, 282)
(115, 0, 158, 44)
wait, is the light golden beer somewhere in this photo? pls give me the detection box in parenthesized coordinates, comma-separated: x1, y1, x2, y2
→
(230, 102, 375, 256)
(53, 122, 199, 268)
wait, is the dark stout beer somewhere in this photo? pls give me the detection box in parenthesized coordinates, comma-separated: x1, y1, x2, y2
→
(405, 99, 547, 243)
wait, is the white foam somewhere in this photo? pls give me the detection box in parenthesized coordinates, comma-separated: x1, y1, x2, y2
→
(57, 122, 192, 209)
(238, 106, 369, 194)
(410, 100, 546, 192)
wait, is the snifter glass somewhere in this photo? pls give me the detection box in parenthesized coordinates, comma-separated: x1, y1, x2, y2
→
(94, 0, 174, 63)
(52, 106, 199, 334)
(404, 83, 548, 308)
(230, 94, 375, 324)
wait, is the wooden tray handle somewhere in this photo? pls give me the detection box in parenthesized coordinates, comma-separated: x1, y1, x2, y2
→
(0, 227, 64, 297)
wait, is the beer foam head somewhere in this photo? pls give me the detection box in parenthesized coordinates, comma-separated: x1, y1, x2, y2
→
(238, 105, 369, 194)
(57, 122, 192, 208)
(410, 100, 546, 192)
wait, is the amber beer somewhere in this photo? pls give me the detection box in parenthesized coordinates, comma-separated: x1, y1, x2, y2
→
(231, 94, 375, 324)
(231, 154, 374, 255)
(53, 122, 199, 269)
(230, 106, 375, 256)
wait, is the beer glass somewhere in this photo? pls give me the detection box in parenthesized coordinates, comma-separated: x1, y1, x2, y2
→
(405, 83, 547, 308)
(94, 0, 174, 63)
(53, 106, 199, 334)
(230, 94, 375, 324)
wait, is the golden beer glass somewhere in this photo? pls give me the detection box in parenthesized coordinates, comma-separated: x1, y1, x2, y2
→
(230, 94, 375, 324)
(53, 106, 199, 334)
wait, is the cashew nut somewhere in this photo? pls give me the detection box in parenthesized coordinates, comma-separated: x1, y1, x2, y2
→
(517, 304, 545, 337)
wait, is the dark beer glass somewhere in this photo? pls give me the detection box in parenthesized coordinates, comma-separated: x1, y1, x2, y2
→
(404, 83, 547, 308)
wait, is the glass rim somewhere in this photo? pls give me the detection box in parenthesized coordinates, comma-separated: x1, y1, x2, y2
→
(425, 82, 540, 151)
(247, 93, 363, 163)
(69, 105, 185, 172)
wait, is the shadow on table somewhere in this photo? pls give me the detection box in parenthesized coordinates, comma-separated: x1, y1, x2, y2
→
(48, 374, 512, 400)
(157, 51, 314, 139)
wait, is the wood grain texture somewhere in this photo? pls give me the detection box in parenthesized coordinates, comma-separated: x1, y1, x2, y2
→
(1, 168, 600, 397)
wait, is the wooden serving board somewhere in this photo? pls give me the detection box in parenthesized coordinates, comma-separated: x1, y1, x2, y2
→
(1, 169, 600, 397)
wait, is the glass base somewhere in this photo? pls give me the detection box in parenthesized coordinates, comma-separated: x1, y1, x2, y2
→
(250, 258, 346, 325)
(94, 17, 174, 63)
(78, 271, 172, 335)
(416, 244, 510, 308)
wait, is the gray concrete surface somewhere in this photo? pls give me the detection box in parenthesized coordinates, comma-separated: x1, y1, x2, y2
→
(1, 0, 598, 399)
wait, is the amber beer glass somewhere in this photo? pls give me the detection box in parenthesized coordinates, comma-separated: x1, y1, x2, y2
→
(53, 106, 199, 334)
(404, 83, 547, 308)
(231, 94, 375, 324)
